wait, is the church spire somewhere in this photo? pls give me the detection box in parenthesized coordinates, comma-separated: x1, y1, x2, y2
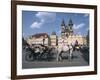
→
(61, 19, 65, 26)
(68, 18, 73, 36)
(68, 18, 73, 26)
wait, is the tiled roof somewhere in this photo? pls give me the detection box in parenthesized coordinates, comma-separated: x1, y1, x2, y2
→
(32, 33, 49, 38)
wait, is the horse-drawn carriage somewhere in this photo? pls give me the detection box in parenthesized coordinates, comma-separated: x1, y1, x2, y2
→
(24, 43, 75, 62)
(25, 44, 55, 61)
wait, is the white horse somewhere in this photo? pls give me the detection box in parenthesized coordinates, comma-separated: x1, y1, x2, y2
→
(56, 44, 73, 61)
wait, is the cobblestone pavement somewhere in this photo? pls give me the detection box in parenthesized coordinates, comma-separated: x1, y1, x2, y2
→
(22, 49, 89, 69)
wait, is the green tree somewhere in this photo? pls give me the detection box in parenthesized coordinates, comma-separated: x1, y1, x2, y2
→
(86, 30, 89, 46)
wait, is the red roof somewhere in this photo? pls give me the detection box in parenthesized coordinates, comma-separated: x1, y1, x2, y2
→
(32, 33, 49, 38)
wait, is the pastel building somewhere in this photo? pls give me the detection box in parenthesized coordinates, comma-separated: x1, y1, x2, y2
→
(50, 32, 57, 47)
(27, 33, 50, 46)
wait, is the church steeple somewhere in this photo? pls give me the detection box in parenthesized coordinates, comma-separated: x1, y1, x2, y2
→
(61, 18, 74, 37)
(61, 19, 66, 32)
(61, 19, 66, 37)
(68, 18, 73, 36)
(68, 18, 73, 27)
(61, 19, 65, 26)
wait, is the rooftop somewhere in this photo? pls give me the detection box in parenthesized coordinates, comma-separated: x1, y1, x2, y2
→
(31, 33, 49, 38)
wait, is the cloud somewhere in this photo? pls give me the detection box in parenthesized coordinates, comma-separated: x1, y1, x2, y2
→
(84, 14, 89, 17)
(73, 23, 85, 30)
(30, 21, 43, 29)
(36, 12, 56, 23)
(30, 12, 56, 29)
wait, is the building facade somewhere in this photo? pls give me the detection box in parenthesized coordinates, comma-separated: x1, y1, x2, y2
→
(26, 18, 87, 47)
(27, 33, 50, 46)
(50, 32, 57, 47)
(58, 18, 87, 46)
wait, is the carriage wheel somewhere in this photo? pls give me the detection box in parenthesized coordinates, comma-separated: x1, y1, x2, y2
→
(25, 51, 34, 61)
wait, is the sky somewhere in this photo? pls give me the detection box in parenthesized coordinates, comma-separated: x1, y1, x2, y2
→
(22, 10, 89, 38)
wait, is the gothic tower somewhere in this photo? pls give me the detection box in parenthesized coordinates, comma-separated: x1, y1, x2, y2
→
(65, 25, 70, 37)
(67, 18, 73, 36)
(60, 18, 74, 38)
(61, 19, 66, 37)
